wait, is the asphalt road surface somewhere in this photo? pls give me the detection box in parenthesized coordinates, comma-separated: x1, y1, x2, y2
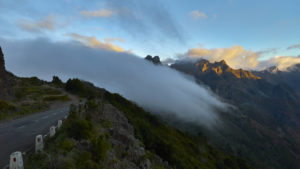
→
(0, 107, 69, 168)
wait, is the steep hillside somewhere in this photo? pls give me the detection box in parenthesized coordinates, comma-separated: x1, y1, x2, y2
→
(26, 79, 253, 169)
(171, 59, 300, 169)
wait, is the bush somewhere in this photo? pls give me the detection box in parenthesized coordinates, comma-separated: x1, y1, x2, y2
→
(92, 135, 111, 161)
(65, 111, 93, 140)
(52, 76, 64, 87)
(65, 78, 99, 98)
(43, 95, 70, 102)
(59, 138, 75, 153)
(0, 100, 15, 111)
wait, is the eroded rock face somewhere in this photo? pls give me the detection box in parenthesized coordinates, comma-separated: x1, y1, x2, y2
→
(102, 104, 170, 169)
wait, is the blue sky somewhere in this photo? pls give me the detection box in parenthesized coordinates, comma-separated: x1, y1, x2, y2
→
(1, 0, 300, 69)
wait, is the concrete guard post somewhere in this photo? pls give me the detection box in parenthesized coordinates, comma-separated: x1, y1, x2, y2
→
(9, 151, 24, 169)
(35, 135, 44, 153)
(49, 126, 56, 137)
(57, 120, 62, 129)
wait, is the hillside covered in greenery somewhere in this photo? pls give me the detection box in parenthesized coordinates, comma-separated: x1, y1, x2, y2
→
(25, 78, 254, 169)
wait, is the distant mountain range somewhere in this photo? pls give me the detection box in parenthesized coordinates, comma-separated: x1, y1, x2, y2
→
(166, 58, 300, 169)
(253, 64, 300, 92)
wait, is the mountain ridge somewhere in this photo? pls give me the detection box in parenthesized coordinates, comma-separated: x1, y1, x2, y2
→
(170, 58, 300, 169)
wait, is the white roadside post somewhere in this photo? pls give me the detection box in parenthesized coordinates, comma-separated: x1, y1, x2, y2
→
(35, 135, 44, 153)
(9, 151, 24, 169)
(57, 120, 62, 129)
(49, 126, 56, 137)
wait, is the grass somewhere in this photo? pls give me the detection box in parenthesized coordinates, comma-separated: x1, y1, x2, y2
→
(0, 76, 70, 121)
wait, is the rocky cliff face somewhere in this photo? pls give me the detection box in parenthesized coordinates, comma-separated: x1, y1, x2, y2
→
(0, 46, 6, 76)
(0, 46, 15, 99)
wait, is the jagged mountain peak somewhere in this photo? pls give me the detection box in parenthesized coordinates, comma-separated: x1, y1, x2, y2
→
(184, 59, 261, 79)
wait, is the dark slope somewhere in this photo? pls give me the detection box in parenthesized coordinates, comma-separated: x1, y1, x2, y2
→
(171, 59, 300, 169)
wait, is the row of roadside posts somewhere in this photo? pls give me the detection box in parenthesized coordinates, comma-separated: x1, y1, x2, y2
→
(8, 120, 63, 169)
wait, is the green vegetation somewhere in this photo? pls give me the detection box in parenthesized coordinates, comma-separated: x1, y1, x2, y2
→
(0, 76, 71, 121)
(65, 78, 102, 98)
(26, 103, 111, 169)
(104, 92, 253, 169)
(43, 95, 70, 102)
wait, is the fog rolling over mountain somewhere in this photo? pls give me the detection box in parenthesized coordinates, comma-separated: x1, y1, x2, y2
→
(0, 38, 227, 126)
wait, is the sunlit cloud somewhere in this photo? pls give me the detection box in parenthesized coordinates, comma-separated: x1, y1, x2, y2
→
(68, 33, 125, 52)
(287, 44, 300, 50)
(80, 9, 114, 18)
(189, 10, 207, 20)
(180, 45, 260, 70)
(179, 45, 300, 71)
(18, 15, 56, 32)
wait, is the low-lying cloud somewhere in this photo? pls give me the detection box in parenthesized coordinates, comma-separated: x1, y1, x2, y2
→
(0, 38, 227, 127)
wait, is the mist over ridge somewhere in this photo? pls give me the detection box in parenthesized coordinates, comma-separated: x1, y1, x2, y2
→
(1, 38, 228, 127)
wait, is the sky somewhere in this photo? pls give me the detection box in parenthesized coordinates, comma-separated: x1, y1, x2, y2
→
(1, 0, 300, 70)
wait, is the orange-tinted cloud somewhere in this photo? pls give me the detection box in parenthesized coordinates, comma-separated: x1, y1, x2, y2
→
(19, 15, 56, 32)
(68, 33, 124, 52)
(182, 45, 260, 70)
(180, 45, 300, 71)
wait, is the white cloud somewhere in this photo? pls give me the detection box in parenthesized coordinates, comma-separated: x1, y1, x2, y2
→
(80, 9, 114, 18)
(259, 55, 300, 71)
(190, 10, 207, 20)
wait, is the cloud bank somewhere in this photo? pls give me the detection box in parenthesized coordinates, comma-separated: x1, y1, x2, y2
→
(0, 38, 227, 127)
(179, 45, 300, 71)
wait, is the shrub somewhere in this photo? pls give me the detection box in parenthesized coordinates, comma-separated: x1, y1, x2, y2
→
(92, 135, 111, 161)
(52, 76, 64, 87)
(65, 111, 93, 140)
(43, 95, 70, 102)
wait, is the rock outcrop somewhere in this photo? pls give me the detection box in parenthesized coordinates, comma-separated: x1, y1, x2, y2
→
(145, 55, 161, 65)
